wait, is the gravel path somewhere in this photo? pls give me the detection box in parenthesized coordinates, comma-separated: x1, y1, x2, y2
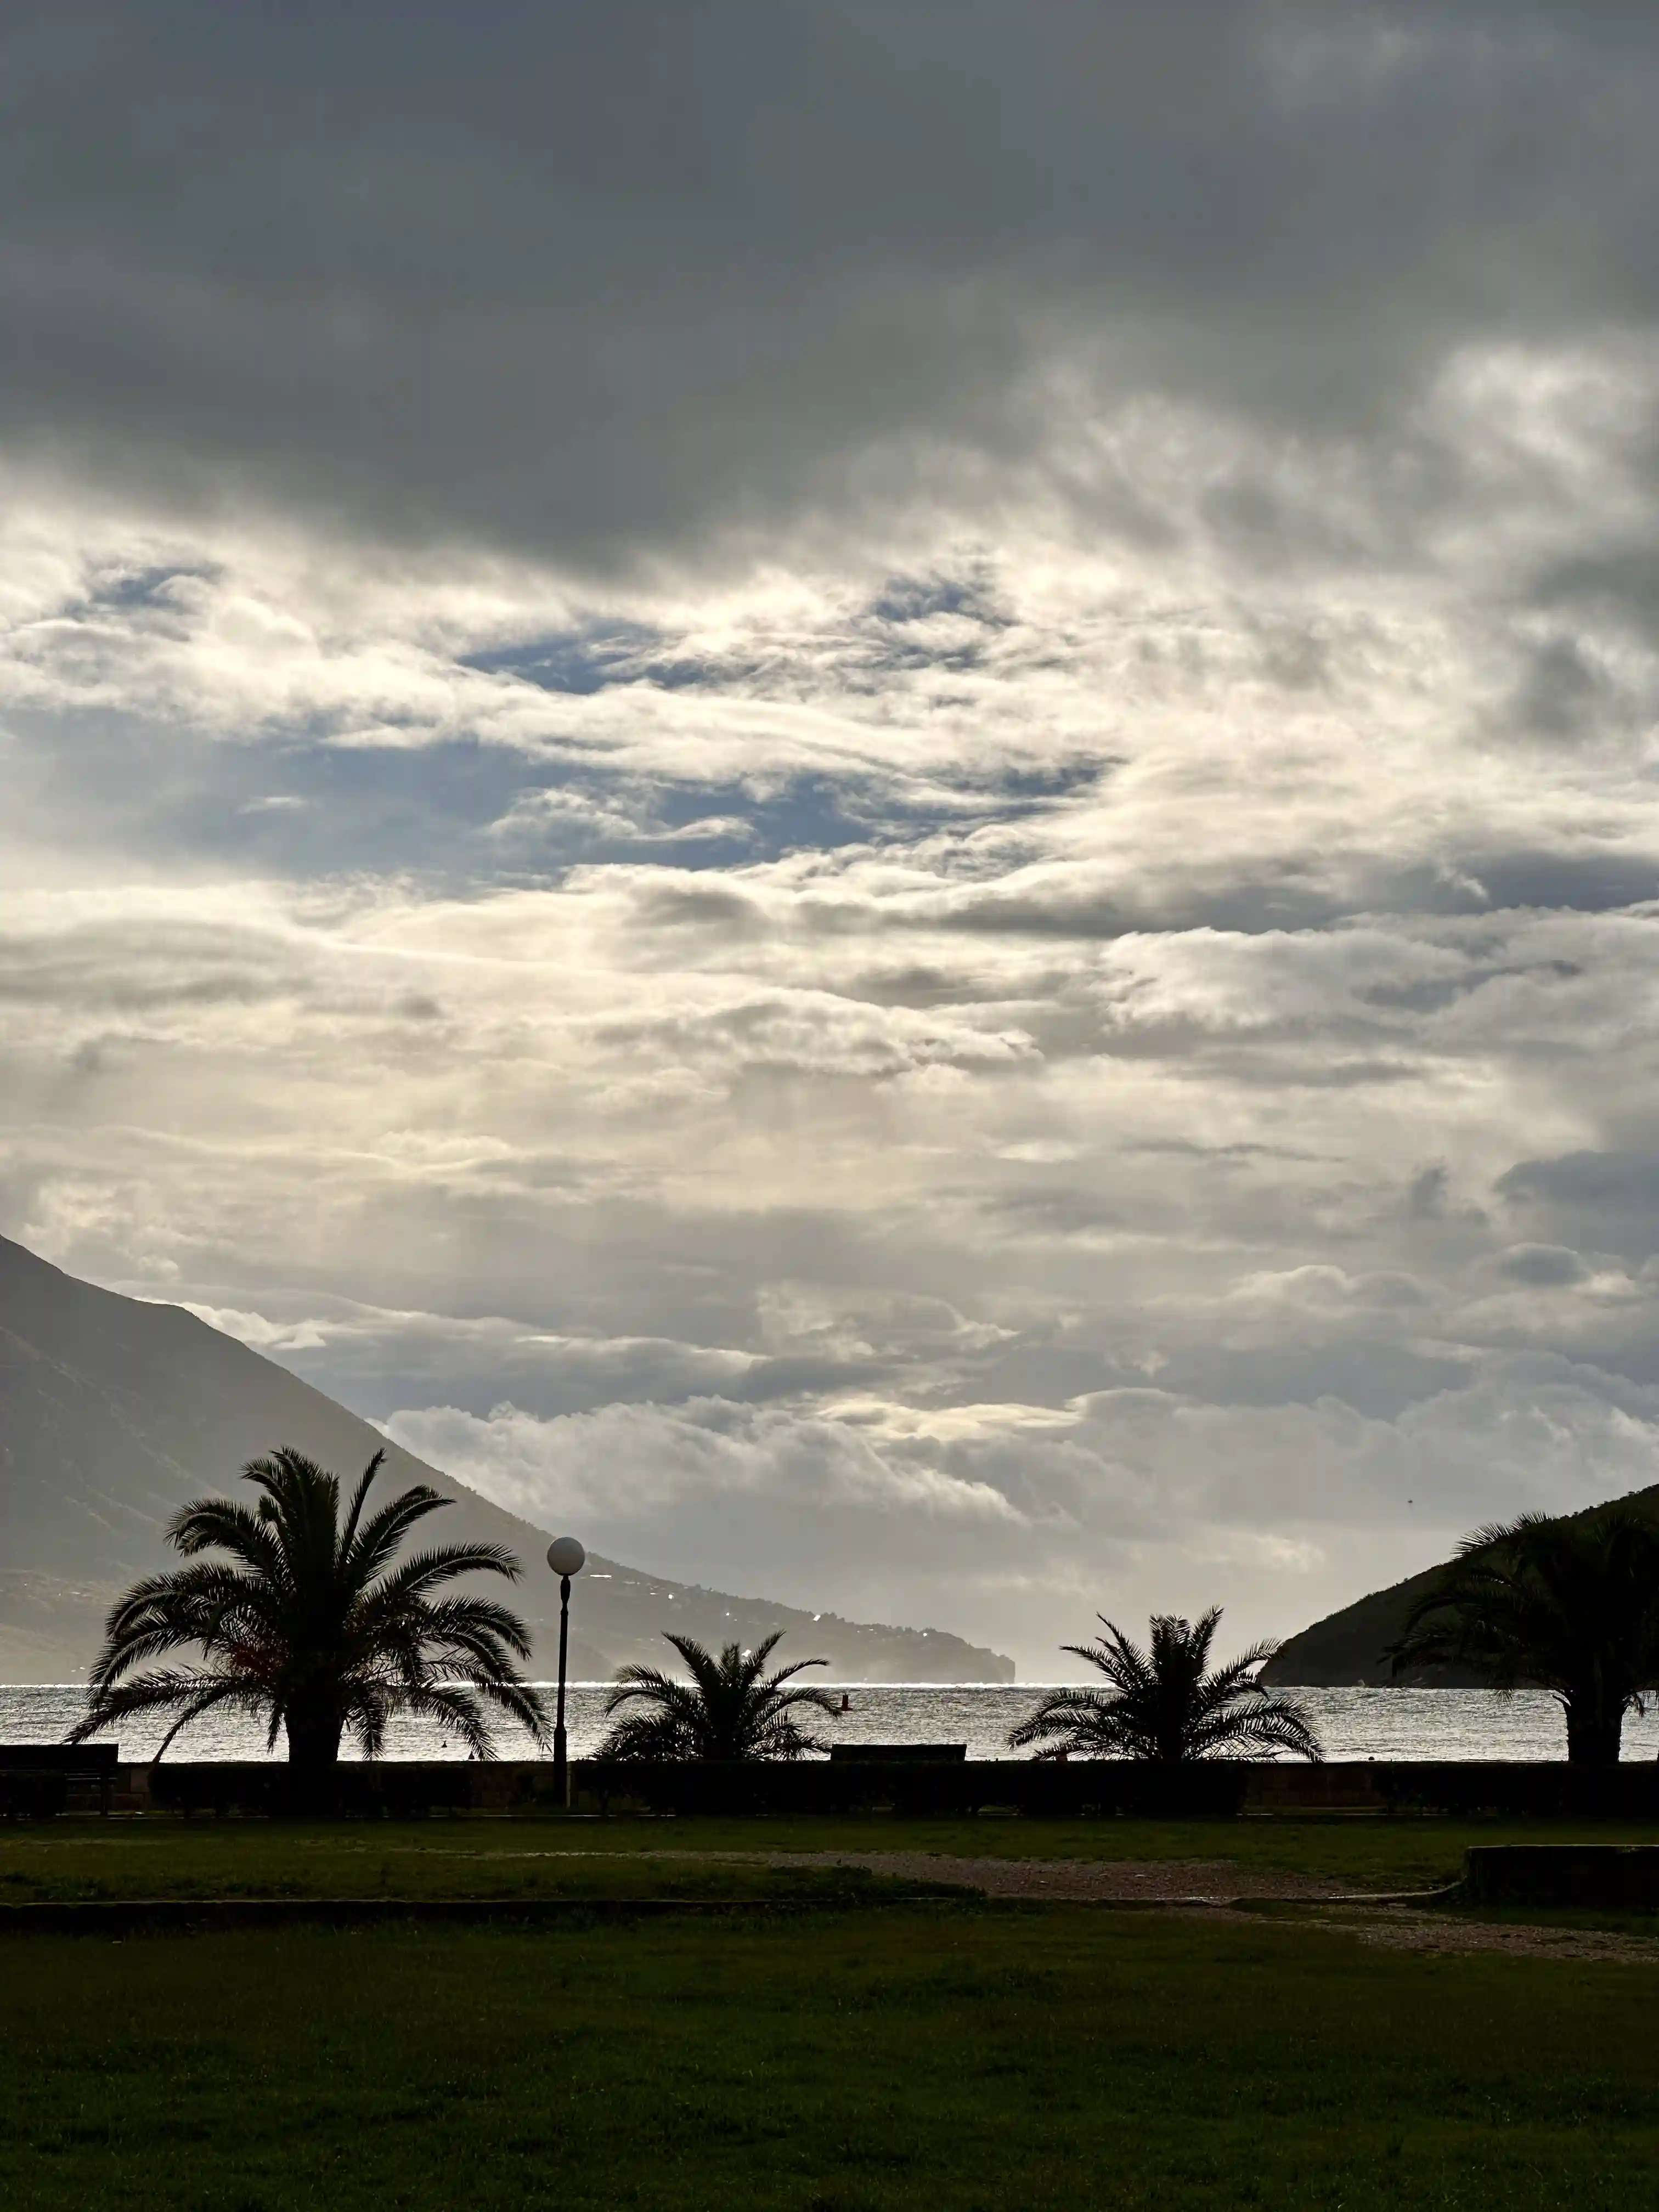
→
(780, 1857, 1659, 1960)
(1328, 1908, 1659, 1966)
(409, 1849, 1659, 1957)
(630, 1848, 1354, 1901)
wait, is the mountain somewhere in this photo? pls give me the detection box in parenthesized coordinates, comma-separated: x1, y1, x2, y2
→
(1260, 1483, 1659, 1686)
(0, 1234, 1013, 1684)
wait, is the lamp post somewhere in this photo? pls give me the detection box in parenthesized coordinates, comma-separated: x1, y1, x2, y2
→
(545, 1536, 585, 1807)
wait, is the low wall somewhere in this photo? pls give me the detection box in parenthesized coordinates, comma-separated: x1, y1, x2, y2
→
(0, 1745, 119, 1817)
(1358, 1763, 1659, 1819)
(1464, 1845, 1659, 1906)
(76, 1757, 1659, 1821)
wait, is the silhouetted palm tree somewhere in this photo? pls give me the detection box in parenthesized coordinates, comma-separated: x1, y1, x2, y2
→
(1387, 1505, 1659, 1765)
(67, 1448, 547, 1775)
(1009, 1608, 1323, 1762)
(597, 1631, 837, 1760)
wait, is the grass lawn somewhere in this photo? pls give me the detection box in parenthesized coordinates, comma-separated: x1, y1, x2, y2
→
(4, 1904, 1659, 2210)
(5, 1812, 1659, 1903)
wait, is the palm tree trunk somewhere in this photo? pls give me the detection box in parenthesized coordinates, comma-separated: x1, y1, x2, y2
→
(1564, 1702, 1622, 1767)
(285, 1701, 345, 1810)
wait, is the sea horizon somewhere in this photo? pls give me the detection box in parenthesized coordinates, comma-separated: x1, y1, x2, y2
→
(9, 1681, 1658, 1764)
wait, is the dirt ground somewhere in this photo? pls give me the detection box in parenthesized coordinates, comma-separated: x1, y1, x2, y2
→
(750, 1848, 1350, 1901)
(703, 1850, 1659, 1960)
(484, 1849, 1659, 1960)
(1321, 1907, 1659, 1965)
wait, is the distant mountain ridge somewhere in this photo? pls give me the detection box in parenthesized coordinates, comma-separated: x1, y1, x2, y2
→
(0, 1234, 1013, 1685)
(1261, 1483, 1659, 1686)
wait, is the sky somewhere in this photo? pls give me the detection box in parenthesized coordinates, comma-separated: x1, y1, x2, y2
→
(8, 3, 1659, 1674)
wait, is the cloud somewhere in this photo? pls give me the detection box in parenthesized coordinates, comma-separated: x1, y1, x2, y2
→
(387, 1398, 1025, 1530)
(10, 8, 1659, 1670)
(376, 1356, 1659, 1663)
(1497, 1152, 1659, 1257)
(1494, 1243, 1590, 1288)
(4, 7, 1659, 567)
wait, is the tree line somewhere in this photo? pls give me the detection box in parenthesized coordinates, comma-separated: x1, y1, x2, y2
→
(67, 1447, 1659, 1772)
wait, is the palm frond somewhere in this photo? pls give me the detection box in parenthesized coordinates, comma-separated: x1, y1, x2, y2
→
(68, 1668, 272, 1758)
(64, 1442, 539, 1772)
(339, 1487, 460, 1594)
(599, 1707, 701, 1762)
(596, 1630, 832, 1761)
(1386, 1504, 1659, 1760)
(388, 1592, 538, 1667)
(165, 1497, 288, 1582)
(603, 1663, 693, 1714)
(1009, 1607, 1321, 1763)
(661, 1631, 730, 1706)
(356, 1539, 524, 1621)
(336, 1450, 386, 1568)
(1188, 1690, 1323, 1762)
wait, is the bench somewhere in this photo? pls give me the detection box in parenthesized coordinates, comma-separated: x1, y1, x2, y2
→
(827, 1743, 967, 1762)
(0, 1743, 119, 1819)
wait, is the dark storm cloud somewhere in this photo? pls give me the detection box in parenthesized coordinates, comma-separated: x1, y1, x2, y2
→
(16, 4, 1659, 1670)
(5, 2, 1659, 562)
(1497, 1154, 1659, 1257)
(1533, 548, 1659, 645)
(1495, 1243, 1590, 1286)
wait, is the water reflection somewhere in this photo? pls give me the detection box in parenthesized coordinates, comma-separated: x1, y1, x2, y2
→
(6, 1683, 1658, 1762)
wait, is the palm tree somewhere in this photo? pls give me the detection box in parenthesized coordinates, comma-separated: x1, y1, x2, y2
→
(66, 1447, 548, 1777)
(1009, 1608, 1323, 1763)
(1387, 1505, 1659, 1765)
(597, 1631, 838, 1760)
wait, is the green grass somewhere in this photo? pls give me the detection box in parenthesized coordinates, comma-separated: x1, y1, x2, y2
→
(1431, 1901, 1659, 1941)
(4, 1906, 1659, 2209)
(5, 1812, 1659, 1904)
(0, 1824, 953, 1905)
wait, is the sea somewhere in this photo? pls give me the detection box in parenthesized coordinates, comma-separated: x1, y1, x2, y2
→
(5, 1683, 1659, 1762)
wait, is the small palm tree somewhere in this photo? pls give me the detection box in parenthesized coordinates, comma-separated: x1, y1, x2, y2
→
(1387, 1505, 1659, 1765)
(1009, 1608, 1323, 1763)
(67, 1447, 548, 1774)
(597, 1631, 837, 1761)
